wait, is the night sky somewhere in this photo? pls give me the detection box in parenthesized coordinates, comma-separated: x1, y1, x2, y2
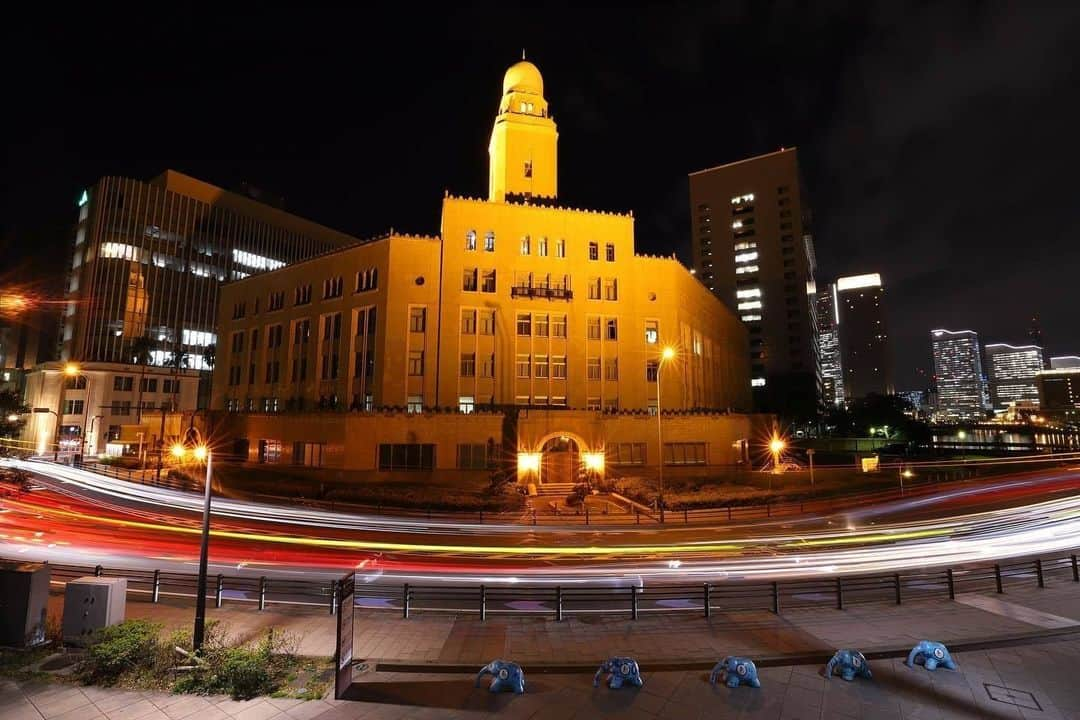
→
(4, 4, 1079, 388)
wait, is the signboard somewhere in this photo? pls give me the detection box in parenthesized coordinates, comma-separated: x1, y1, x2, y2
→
(334, 572, 355, 699)
(861, 456, 880, 473)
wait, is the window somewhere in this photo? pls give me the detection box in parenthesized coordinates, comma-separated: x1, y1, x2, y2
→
(646, 360, 658, 382)
(604, 398, 619, 411)
(163, 379, 179, 394)
(534, 314, 549, 337)
(516, 354, 531, 378)
(605, 318, 618, 340)
(520, 235, 531, 255)
(262, 397, 280, 413)
(605, 243, 615, 262)
(252, 328, 260, 349)
(552, 356, 567, 379)
(465, 230, 477, 251)
(378, 443, 435, 471)
(140, 378, 158, 393)
(64, 399, 84, 415)
(295, 319, 311, 344)
(408, 351, 424, 376)
(293, 442, 324, 468)
(534, 395, 548, 406)
(294, 284, 312, 305)
(551, 396, 567, 406)
(268, 291, 285, 311)
(463, 268, 478, 292)
(480, 353, 496, 378)
(523, 160, 532, 178)
(460, 353, 476, 377)
(555, 238, 566, 257)
(461, 309, 476, 334)
(323, 276, 344, 299)
(537, 236, 548, 256)
(586, 397, 601, 410)
(481, 269, 496, 293)
(479, 310, 496, 335)
(111, 401, 132, 417)
(605, 358, 618, 380)
(232, 302, 246, 320)
(457, 443, 489, 469)
(63, 375, 87, 390)
(587, 317, 601, 340)
(322, 313, 342, 340)
(458, 396, 475, 415)
(231, 332, 245, 354)
(588, 241, 599, 260)
(552, 314, 567, 338)
(515, 395, 530, 406)
(587, 358, 601, 380)
(645, 320, 658, 345)
(587, 277, 601, 300)
(604, 278, 618, 301)
(534, 355, 549, 378)
(608, 442, 646, 465)
(484, 231, 495, 252)
(113, 376, 133, 391)
(356, 268, 378, 292)
(249, 363, 256, 384)
(409, 307, 426, 333)
(268, 324, 284, 349)
(516, 313, 531, 336)
(406, 396, 423, 414)
(664, 442, 706, 465)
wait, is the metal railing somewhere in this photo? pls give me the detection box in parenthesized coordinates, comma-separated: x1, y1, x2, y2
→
(28, 551, 1080, 620)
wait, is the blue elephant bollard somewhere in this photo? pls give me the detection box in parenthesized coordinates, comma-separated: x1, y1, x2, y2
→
(710, 656, 761, 688)
(475, 660, 526, 694)
(905, 641, 957, 671)
(593, 657, 644, 689)
(825, 649, 872, 681)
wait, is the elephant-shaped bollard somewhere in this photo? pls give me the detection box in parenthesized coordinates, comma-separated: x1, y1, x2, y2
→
(593, 657, 644, 689)
(906, 641, 957, 671)
(475, 660, 526, 694)
(825, 649, 873, 682)
(710, 656, 761, 688)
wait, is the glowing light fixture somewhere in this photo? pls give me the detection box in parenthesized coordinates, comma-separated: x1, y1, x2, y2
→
(517, 452, 540, 475)
(193, 445, 208, 461)
(582, 452, 605, 473)
(170, 443, 187, 459)
(661, 346, 676, 361)
(63, 363, 81, 376)
(6, 414, 18, 422)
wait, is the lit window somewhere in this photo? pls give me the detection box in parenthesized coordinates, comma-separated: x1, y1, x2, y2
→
(735, 252, 759, 263)
(751, 377, 766, 387)
(588, 242, 599, 260)
(735, 265, 759, 274)
(555, 239, 566, 258)
(465, 230, 477, 251)
(484, 231, 495, 252)
(520, 235, 531, 255)
(738, 301, 763, 310)
(740, 314, 762, 322)
(736, 288, 761, 299)
(537, 236, 548, 256)
(734, 242, 756, 251)
(459, 396, 475, 414)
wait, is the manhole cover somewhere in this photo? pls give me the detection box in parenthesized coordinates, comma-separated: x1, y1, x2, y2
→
(984, 683, 1041, 711)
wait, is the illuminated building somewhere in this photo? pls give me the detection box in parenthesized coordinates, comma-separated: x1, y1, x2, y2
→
(25, 171, 357, 456)
(1036, 367, 1080, 427)
(212, 60, 760, 479)
(930, 329, 988, 421)
(984, 343, 1044, 412)
(815, 283, 843, 407)
(1050, 356, 1080, 369)
(688, 148, 820, 419)
(836, 273, 893, 399)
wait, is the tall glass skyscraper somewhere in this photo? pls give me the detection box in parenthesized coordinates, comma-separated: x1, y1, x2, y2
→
(984, 343, 1044, 411)
(836, 273, 893, 399)
(930, 329, 987, 420)
(816, 283, 843, 406)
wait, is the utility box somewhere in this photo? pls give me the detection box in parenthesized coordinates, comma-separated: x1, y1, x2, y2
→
(0, 561, 50, 647)
(62, 576, 127, 645)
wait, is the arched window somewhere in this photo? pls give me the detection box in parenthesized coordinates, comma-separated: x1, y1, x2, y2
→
(484, 231, 495, 252)
(465, 230, 477, 251)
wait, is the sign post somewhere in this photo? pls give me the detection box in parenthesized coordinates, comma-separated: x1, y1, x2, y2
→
(334, 573, 355, 699)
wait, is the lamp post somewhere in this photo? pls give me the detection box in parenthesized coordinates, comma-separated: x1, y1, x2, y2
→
(807, 448, 816, 492)
(52, 363, 89, 463)
(655, 346, 676, 523)
(173, 433, 213, 652)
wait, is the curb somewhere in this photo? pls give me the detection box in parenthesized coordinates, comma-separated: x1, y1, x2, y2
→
(372, 624, 1080, 674)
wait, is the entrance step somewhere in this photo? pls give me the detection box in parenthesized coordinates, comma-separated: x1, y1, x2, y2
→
(536, 483, 577, 496)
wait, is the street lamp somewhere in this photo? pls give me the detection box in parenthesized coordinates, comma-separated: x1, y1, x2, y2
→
(52, 363, 91, 463)
(173, 432, 214, 653)
(655, 346, 676, 523)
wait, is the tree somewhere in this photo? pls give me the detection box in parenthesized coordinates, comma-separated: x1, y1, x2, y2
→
(203, 343, 216, 371)
(0, 389, 29, 439)
(824, 393, 930, 443)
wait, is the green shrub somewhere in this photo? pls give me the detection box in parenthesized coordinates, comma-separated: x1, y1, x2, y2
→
(78, 620, 162, 686)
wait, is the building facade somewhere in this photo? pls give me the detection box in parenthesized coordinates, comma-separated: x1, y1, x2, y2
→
(930, 329, 988, 420)
(211, 60, 758, 480)
(836, 273, 893, 399)
(688, 148, 820, 420)
(1050, 356, 1080, 370)
(1037, 368, 1080, 427)
(984, 343, 1044, 412)
(815, 283, 843, 407)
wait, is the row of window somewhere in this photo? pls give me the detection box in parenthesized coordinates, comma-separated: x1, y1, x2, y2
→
(371, 441, 706, 471)
(233, 269, 381, 321)
(109, 376, 181, 393)
(464, 231, 617, 262)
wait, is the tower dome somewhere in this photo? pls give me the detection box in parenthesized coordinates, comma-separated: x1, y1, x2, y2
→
(502, 60, 543, 96)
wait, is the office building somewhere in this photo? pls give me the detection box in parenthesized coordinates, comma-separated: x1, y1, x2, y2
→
(1036, 368, 1080, 427)
(836, 273, 893, 399)
(24, 171, 358, 456)
(212, 60, 760, 480)
(815, 283, 843, 407)
(930, 329, 988, 421)
(984, 343, 1044, 412)
(1050, 356, 1080, 369)
(688, 148, 820, 419)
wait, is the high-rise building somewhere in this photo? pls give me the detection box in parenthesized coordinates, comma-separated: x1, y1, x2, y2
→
(984, 343, 1044, 412)
(1036, 368, 1080, 427)
(815, 283, 842, 407)
(1050, 356, 1080, 369)
(836, 273, 893, 399)
(209, 60, 759, 479)
(688, 148, 819, 419)
(23, 171, 358, 457)
(930, 329, 987, 420)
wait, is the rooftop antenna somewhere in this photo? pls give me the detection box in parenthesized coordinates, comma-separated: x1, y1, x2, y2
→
(522, 48, 526, 60)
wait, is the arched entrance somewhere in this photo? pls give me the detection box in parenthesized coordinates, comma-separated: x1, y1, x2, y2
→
(540, 434, 580, 485)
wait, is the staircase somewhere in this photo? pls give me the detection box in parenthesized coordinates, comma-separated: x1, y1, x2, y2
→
(535, 482, 576, 497)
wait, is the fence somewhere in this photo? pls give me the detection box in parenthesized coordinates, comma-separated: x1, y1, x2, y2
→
(33, 550, 1080, 620)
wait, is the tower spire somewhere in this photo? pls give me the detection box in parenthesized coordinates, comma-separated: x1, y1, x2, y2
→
(522, 48, 526, 60)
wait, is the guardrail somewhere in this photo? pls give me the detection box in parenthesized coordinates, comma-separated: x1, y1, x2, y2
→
(27, 550, 1080, 620)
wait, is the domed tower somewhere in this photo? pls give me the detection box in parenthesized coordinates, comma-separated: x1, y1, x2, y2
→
(488, 59, 559, 202)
